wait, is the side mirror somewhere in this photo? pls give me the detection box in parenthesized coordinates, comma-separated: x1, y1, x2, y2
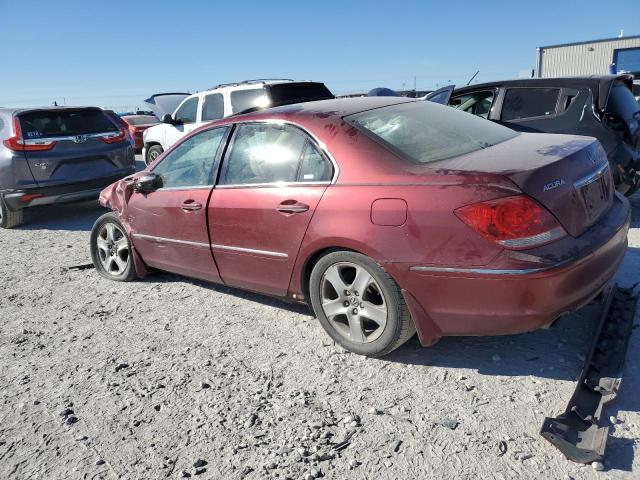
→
(133, 173, 162, 193)
(162, 114, 174, 124)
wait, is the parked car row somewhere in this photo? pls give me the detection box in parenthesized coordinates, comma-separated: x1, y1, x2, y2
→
(0, 79, 334, 228)
(0, 74, 634, 358)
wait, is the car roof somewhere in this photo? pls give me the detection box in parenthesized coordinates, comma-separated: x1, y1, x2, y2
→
(454, 74, 633, 111)
(0, 106, 104, 116)
(229, 96, 416, 121)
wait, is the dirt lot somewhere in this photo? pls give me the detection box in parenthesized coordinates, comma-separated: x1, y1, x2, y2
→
(1, 175, 639, 479)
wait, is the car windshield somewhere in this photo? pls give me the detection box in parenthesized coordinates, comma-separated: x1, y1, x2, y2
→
(346, 101, 518, 164)
(123, 115, 159, 126)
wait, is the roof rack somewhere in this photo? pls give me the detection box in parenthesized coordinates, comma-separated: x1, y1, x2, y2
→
(207, 79, 296, 91)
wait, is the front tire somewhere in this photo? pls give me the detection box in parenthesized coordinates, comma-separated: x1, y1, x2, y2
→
(309, 251, 415, 357)
(0, 196, 24, 229)
(145, 145, 163, 166)
(90, 213, 137, 281)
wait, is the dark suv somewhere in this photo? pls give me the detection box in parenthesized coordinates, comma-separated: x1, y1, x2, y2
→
(430, 75, 640, 195)
(0, 107, 136, 228)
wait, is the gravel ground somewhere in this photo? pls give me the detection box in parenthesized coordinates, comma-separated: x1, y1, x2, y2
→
(1, 172, 639, 479)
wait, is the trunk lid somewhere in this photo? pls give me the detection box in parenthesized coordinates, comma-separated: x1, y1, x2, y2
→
(18, 108, 132, 187)
(436, 133, 614, 237)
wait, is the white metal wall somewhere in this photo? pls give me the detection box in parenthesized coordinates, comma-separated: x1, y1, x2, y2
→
(538, 37, 640, 77)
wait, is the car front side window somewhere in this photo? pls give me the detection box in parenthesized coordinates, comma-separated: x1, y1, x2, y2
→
(152, 127, 228, 188)
(220, 124, 307, 185)
(174, 97, 199, 124)
(449, 91, 495, 119)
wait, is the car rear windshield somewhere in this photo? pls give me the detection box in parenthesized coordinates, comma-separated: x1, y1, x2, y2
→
(606, 83, 640, 135)
(346, 101, 518, 164)
(19, 108, 118, 139)
(123, 115, 160, 126)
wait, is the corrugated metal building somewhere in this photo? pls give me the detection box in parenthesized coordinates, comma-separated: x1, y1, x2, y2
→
(537, 35, 640, 78)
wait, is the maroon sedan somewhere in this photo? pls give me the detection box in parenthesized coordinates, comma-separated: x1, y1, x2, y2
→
(120, 114, 159, 151)
(91, 97, 630, 357)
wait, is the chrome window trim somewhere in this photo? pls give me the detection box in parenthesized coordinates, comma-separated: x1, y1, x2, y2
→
(132, 233, 288, 258)
(409, 259, 573, 276)
(220, 119, 340, 185)
(216, 181, 331, 189)
(155, 185, 213, 192)
(574, 162, 609, 189)
(21, 131, 119, 143)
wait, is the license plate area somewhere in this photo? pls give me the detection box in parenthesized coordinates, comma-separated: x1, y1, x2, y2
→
(575, 164, 612, 225)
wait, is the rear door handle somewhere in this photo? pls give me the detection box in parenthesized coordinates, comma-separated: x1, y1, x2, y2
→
(277, 200, 309, 214)
(181, 200, 202, 211)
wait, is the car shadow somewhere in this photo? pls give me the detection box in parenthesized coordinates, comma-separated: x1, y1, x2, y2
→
(141, 271, 640, 384)
(19, 200, 106, 232)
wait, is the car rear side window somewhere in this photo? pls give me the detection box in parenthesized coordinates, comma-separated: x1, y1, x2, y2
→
(19, 109, 118, 139)
(174, 97, 199, 124)
(501, 88, 560, 121)
(202, 93, 225, 121)
(230, 89, 268, 113)
(220, 124, 306, 185)
(152, 127, 228, 188)
(346, 101, 518, 164)
(298, 142, 332, 182)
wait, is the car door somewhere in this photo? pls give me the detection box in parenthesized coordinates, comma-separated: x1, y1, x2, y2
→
(126, 126, 230, 281)
(164, 96, 201, 148)
(208, 122, 334, 296)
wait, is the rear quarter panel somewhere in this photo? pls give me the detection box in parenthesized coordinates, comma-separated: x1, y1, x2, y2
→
(288, 182, 515, 297)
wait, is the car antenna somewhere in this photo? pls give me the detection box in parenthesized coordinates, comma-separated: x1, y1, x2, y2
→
(466, 70, 479, 86)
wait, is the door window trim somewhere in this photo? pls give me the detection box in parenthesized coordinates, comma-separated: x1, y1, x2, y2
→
(215, 120, 339, 188)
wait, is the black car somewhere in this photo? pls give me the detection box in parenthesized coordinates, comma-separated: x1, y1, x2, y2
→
(0, 107, 136, 228)
(428, 75, 640, 195)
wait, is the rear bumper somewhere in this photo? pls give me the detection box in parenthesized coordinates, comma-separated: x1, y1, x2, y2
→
(390, 194, 631, 344)
(1, 171, 135, 211)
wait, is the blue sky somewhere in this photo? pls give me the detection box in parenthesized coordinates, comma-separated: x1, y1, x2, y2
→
(0, 0, 638, 110)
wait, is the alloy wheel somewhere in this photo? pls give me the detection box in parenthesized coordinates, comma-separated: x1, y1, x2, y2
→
(96, 222, 130, 276)
(320, 261, 388, 343)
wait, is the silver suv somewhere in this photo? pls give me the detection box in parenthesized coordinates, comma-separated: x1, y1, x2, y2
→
(0, 107, 136, 228)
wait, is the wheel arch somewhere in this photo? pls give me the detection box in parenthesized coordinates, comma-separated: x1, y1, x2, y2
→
(293, 239, 385, 303)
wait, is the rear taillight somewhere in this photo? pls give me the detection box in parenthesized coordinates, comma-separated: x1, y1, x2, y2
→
(100, 127, 127, 144)
(455, 195, 566, 249)
(3, 116, 56, 151)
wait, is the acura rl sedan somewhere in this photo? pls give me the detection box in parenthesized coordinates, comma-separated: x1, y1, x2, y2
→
(90, 97, 630, 357)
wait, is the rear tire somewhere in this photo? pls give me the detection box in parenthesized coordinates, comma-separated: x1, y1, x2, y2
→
(90, 212, 137, 282)
(0, 196, 24, 229)
(145, 145, 163, 166)
(309, 251, 415, 357)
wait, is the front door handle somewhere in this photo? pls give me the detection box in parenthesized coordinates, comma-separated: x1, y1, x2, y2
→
(181, 200, 202, 211)
(277, 200, 309, 214)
